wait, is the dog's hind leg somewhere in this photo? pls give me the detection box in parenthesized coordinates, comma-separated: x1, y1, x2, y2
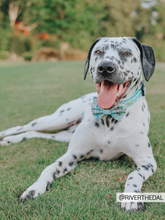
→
(0, 93, 96, 137)
(0, 125, 79, 146)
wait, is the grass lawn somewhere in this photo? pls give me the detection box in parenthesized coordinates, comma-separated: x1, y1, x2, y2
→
(0, 61, 165, 219)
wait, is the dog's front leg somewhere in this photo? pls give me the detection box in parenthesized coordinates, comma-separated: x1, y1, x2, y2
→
(20, 151, 78, 201)
(121, 154, 157, 212)
(20, 118, 96, 201)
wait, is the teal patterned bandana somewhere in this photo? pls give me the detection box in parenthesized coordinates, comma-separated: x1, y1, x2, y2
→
(91, 82, 146, 121)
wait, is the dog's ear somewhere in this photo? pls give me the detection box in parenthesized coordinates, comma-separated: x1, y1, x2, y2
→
(84, 38, 102, 80)
(132, 37, 155, 81)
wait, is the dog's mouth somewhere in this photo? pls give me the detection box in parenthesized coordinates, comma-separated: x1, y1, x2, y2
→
(96, 80, 129, 109)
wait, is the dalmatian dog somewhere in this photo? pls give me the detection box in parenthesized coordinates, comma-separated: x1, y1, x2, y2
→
(0, 37, 156, 213)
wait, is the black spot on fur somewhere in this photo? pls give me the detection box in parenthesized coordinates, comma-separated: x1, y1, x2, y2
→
(133, 57, 137, 62)
(104, 44, 109, 50)
(106, 116, 111, 127)
(32, 122, 37, 126)
(136, 144, 139, 147)
(105, 56, 111, 60)
(133, 184, 137, 187)
(148, 142, 151, 147)
(87, 150, 94, 155)
(99, 149, 103, 154)
(149, 163, 153, 167)
(63, 168, 67, 173)
(141, 165, 149, 170)
(111, 118, 115, 123)
(143, 176, 145, 180)
(138, 173, 142, 178)
(69, 162, 74, 166)
(67, 108, 71, 111)
(52, 172, 56, 180)
(22, 137, 27, 141)
(101, 119, 104, 126)
(126, 112, 129, 117)
(89, 156, 100, 160)
(73, 154, 77, 160)
(143, 123, 145, 126)
(80, 155, 84, 159)
(56, 170, 60, 175)
(46, 182, 51, 191)
(7, 141, 11, 144)
(111, 44, 115, 49)
(60, 110, 64, 113)
(135, 79, 139, 87)
(58, 161, 62, 166)
(95, 122, 99, 128)
(110, 127, 114, 131)
(128, 177, 133, 180)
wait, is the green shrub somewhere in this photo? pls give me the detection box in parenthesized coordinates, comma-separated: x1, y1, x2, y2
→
(0, 28, 12, 51)
(23, 52, 32, 61)
(0, 51, 10, 60)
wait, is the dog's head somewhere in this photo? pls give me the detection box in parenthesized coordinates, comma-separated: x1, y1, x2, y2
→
(84, 37, 155, 109)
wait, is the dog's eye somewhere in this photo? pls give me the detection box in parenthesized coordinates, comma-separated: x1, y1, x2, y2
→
(95, 50, 102, 55)
(124, 52, 132, 56)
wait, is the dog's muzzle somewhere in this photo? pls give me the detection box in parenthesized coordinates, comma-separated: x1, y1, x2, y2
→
(97, 61, 116, 77)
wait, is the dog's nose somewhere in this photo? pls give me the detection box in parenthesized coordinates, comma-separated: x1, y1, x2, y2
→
(97, 61, 116, 75)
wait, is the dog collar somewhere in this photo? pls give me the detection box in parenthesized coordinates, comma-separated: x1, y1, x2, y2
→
(91, 82, 146, 121)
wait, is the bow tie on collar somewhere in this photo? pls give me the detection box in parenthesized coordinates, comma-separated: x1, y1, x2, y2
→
(91, 82, 146, 121)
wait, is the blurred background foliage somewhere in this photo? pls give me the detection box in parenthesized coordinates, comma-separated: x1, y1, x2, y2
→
(0, 0, 165, 61)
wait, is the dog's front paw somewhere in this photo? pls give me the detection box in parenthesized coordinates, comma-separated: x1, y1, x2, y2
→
(20, 181, 49, 202)
(121, 201, 144, 213)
